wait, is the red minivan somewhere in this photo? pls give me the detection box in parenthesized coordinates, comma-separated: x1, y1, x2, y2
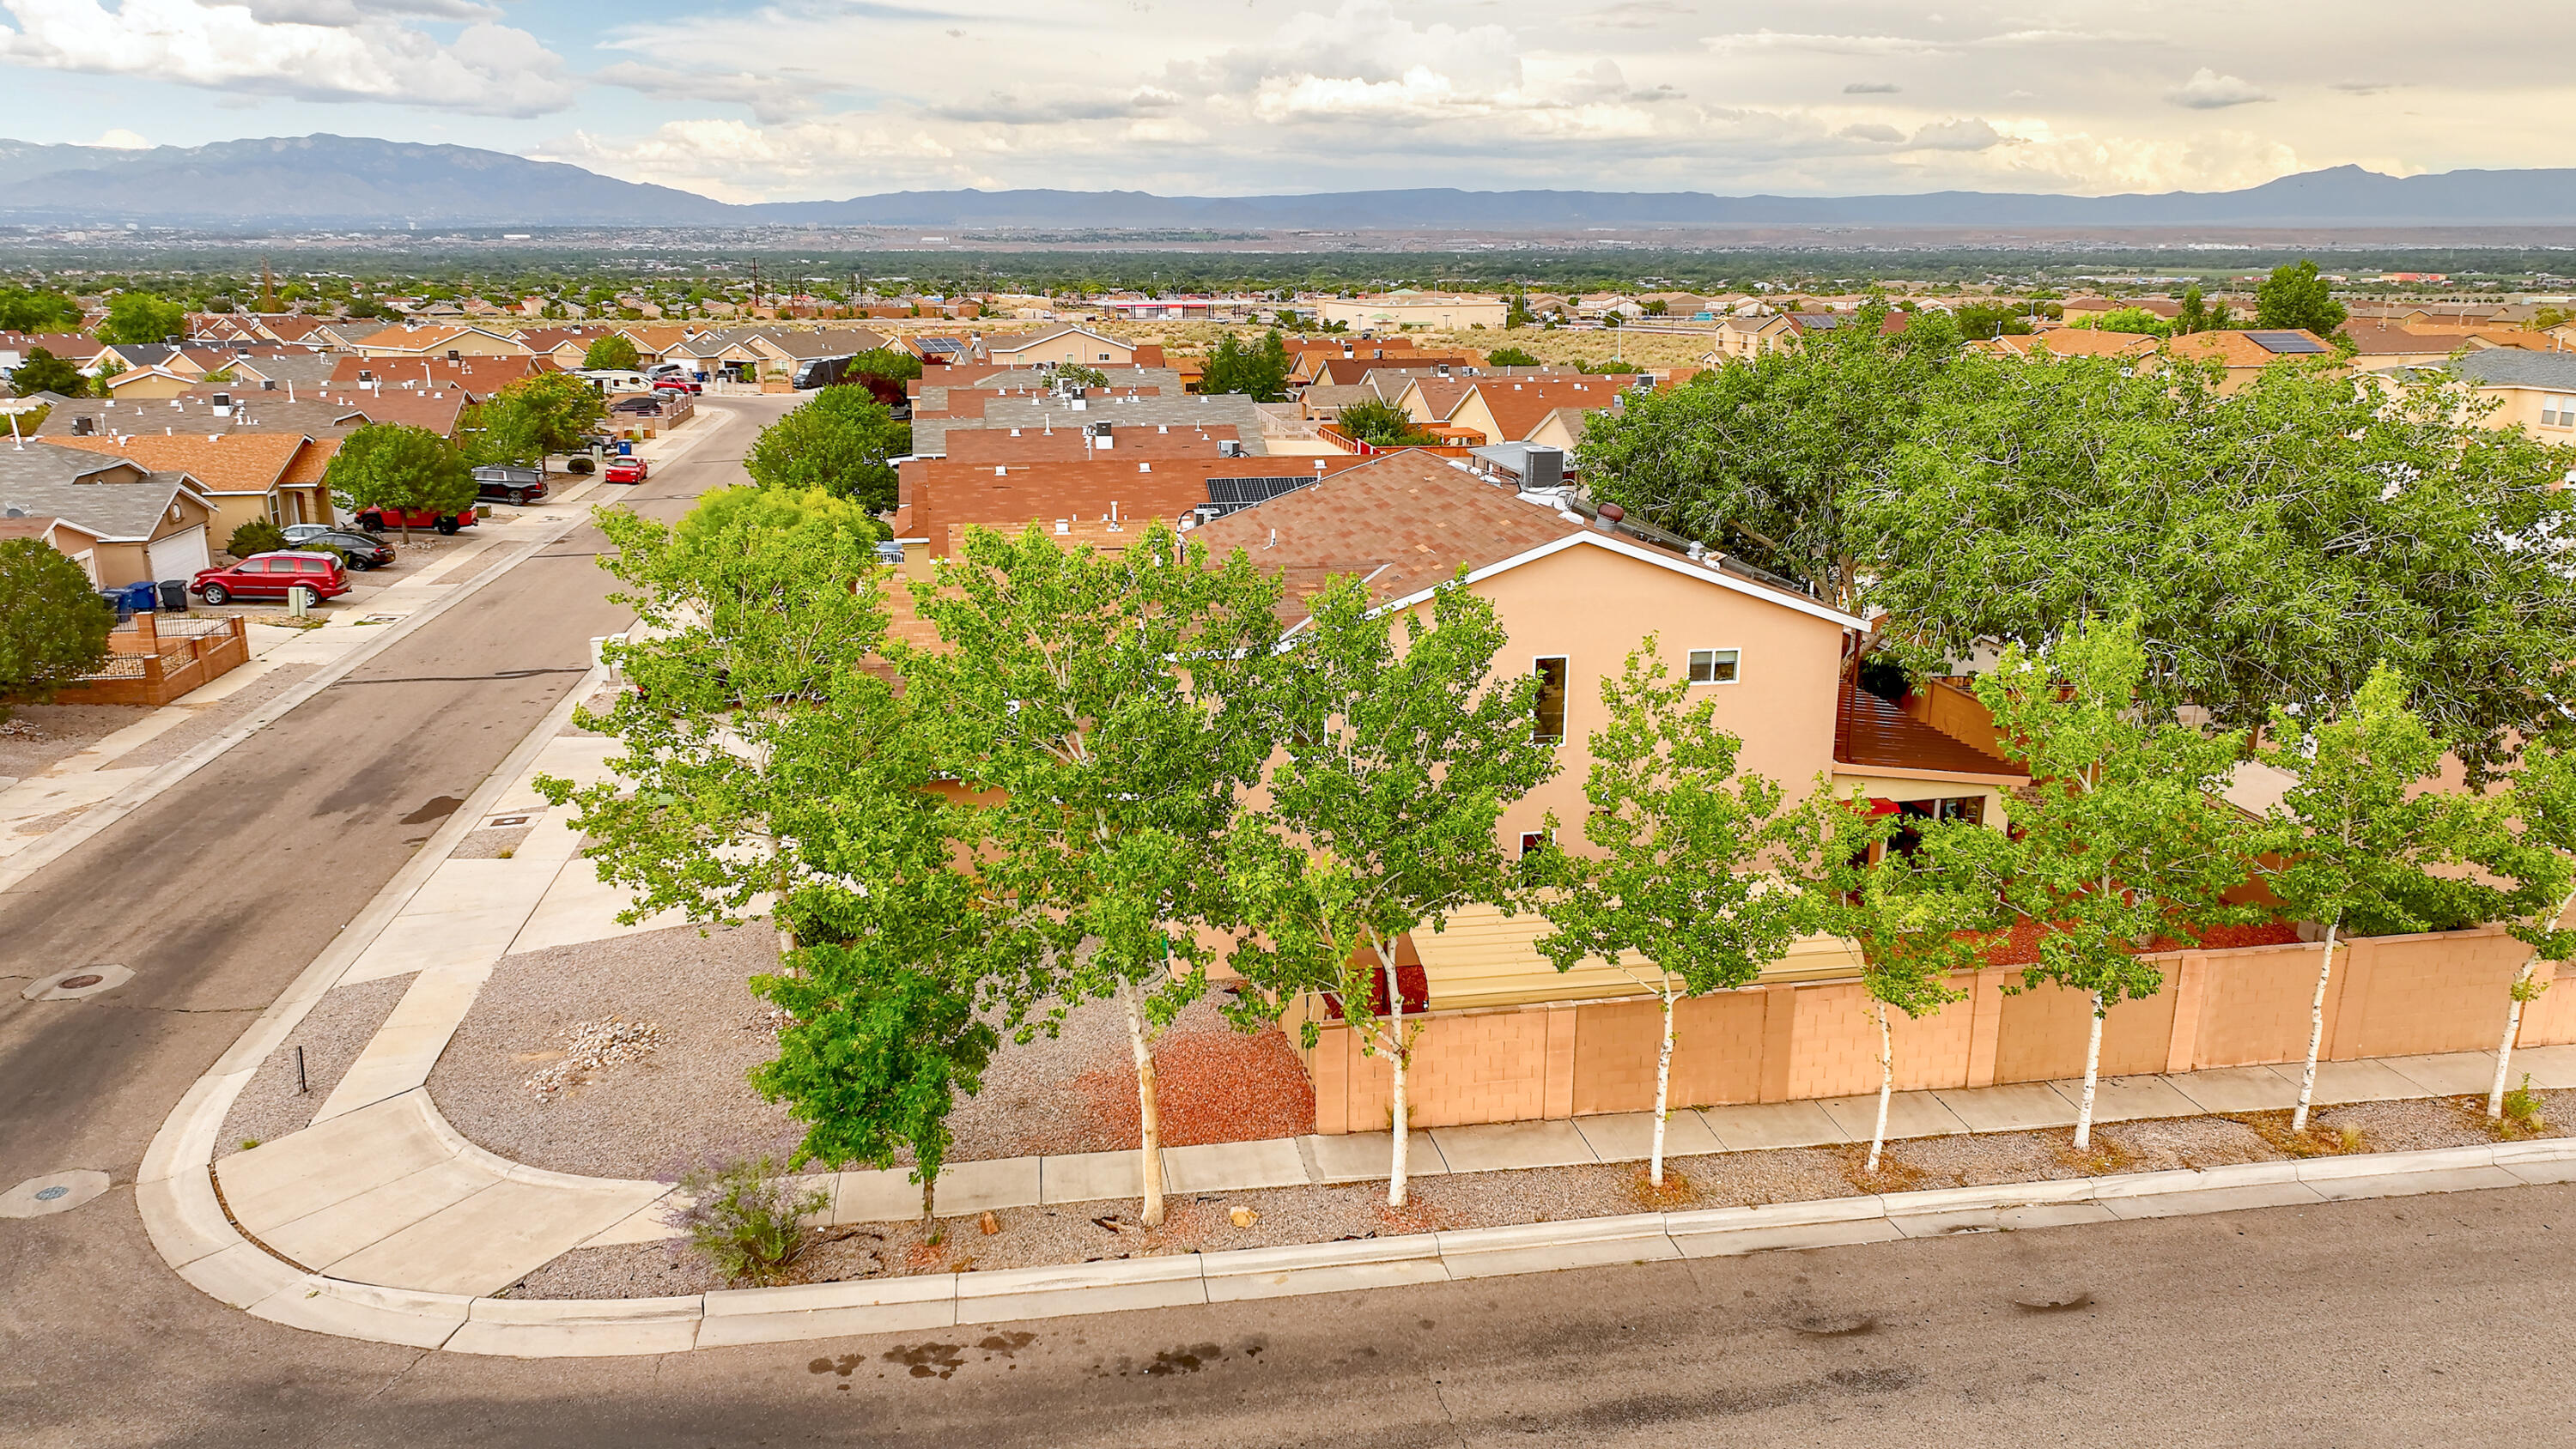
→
(190, 550, 354, 606)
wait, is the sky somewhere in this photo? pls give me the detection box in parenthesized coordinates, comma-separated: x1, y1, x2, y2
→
(0, 0, 2565, 204)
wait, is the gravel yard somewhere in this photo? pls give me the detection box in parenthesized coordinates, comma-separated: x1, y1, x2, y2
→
(216, 973, 416, 1161)
(427, 922, 800, 1179)
(0, 704, 148, 780)
(499, 1087, 2576, 1299)
(428, 923, 1317, 1178)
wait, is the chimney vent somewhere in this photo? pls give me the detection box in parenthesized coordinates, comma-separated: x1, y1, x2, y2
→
(1596, 501, 1625, 524)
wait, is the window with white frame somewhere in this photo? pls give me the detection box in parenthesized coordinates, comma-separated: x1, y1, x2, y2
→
(2544, 395, 2575, 428)
(1533, 657, 1569, 742)
(1688, 648, 1741, 684)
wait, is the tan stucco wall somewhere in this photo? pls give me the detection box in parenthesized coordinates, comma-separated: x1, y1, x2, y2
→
(1318, 298, 1508, 330)
(1460, 540, 1850, 857)
(989, 334, 1136, 367)
(1299, 926, 2569, 1133)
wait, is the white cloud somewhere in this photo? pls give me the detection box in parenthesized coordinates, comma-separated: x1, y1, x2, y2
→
(2167, 67, 2273, 109)
(1905, 117, 2009, 151)
(592, 62, 823, 124)
(932, 86, 1182, 125)
(88, 125, 149, 148)
(240, 0, 497, 21)
(1844, 81, 1900, 94)
(0, 0, 574, 115)
(1582, 0, 1693, 27)
(532, 118, 969, 203)
(1706, 30, 1953, 56)
(1838, 122, 1905, 142)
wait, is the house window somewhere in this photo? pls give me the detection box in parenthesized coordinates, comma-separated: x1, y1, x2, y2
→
(2546, 395, 2574, 427)
(1519, 830, 1553, 858)
(1098, 352, 1113, 361)
(1533, 657, 1569, 742)
(1688, 648, 1741, 684)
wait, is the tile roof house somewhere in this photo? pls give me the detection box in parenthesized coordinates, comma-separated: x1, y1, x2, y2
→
(0, 446, 221, 584)
(2426, 350, 2576, 439)
(43, 430, 338, 535)
(2163, 328, 2341, 391)
(1974, 330, 2160, 361)
(1182, 452, 2018, 1015)
(983, 325, 1143, 369)
(346, 324, 535, 360)
(1442, 375, 1643, 449)
(328, 353, 550, 401)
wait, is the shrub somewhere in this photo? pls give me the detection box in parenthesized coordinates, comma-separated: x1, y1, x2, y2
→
(0, 539, 115, 721)
(1337, 397, 1436, 446)
(660, 1153, 829, 1285)
(227, 518, 289, 559)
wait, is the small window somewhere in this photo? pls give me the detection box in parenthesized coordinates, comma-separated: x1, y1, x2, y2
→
(1533, 658, 1568, 742)
(1937, 796, 1985, 825)
(1688, 648, 1740, 684)
(1518, 830, 1553, 858)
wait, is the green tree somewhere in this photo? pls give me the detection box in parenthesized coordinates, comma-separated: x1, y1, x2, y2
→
(1972, 616, 2262, 1149)
(97, 292, 185, 345)
(537, 485, 895, 940)
(0, 287, 82, 332)
(1534, 641, 1797, 1186)
(1578, 296, 1963, 615)
(2257, 666, 2513, 1132)
(848, 348, 924, 385)
(2091, 306, 2172, 336)
(1866, 359, 2576, 777)
(1052, 364, 1109, 390)
(1199, 330, 1291, 401)
(582, 333, 643, 371)
(1948, 302, 2035, 338)
(746, 387, 908, 512)
(2489, 743, 2576, 1118)
(1783, 796, 2002, 1171)
(751, 957, 997, 1217)
(1226, 574, 1557, 1206)
(0, 539, 115, 722)
(7, 347, 88, 399)
(897, 522, 1285, 1228)
(2173, 284, 2233, 335)
(226, 518, 288, 560)
(1485, 346, 1540, 367)
(1334, 396, 1432, 446)
(324, 422, 476, 543)
(473, 372, 606, 467)
(2256, 260, 2348, 336)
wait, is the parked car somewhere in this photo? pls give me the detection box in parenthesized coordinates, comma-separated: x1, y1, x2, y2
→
(653, 377, 702, 396)
(471, 464, 550, 506)
(282, 528, 395, 570)
(352, 503, 477, 535)
(604, 457, 649, 484)
(608, 396, 663, 416)
(189, 550, 351, 607)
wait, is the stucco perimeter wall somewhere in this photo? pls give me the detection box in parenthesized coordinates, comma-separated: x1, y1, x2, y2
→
(1300, 926, 2576, 1134)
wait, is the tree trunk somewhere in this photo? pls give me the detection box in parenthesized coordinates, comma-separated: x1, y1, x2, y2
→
(1649, 990, 1676, 1188)
(2490, 954, 2541, 1119)
(2292, 924, 2341, 1134)
(1118, 979, 1169, 1227)
(1382, 940, 1412, 1209)
(1867, 998, 1893, 1174)
(2074, 996, 2105, 1150)
(921, 1173, 936, 1222)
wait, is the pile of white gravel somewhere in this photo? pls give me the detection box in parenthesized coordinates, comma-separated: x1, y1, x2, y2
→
(524, 1018, 665, 1099)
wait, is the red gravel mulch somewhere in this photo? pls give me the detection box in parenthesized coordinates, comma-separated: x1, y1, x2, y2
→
(1072, 1023, 1317, 1152)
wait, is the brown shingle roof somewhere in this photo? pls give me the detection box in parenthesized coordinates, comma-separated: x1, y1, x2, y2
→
(1833, 685, 2024, 778)
(42, 432, 313, 495)
(1184, 452, 1577, 622)
(1471, 377, 1634, 442)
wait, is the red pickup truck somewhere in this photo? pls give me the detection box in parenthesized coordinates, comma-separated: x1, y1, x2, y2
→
(352, 503, 478, 535)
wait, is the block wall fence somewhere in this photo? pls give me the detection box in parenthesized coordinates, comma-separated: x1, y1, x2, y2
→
(1297, 926, 2576, 1135)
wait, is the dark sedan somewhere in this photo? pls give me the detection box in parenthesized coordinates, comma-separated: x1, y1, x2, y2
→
(282, 528, 396, 570)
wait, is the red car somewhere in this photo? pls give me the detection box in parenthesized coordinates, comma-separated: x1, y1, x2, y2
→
(652, 377, 702, 396)
(605, 457, 649, 484)
(191, 551, 353, 606)
(352, 503, 477, 535)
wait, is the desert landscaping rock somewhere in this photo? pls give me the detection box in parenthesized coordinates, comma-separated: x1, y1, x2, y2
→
(216, 973, 415, 1161)
(0, 704, 142, 779)
(450, 825, 535, 860)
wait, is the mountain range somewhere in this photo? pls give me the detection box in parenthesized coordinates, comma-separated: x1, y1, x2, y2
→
(3, 134, 2574, 231)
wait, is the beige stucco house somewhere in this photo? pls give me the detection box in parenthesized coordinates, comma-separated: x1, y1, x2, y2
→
(1315, 291, 1508, 331)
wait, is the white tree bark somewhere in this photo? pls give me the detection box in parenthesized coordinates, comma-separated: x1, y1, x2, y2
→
(1649, 988, 1677, 1187)
(1382, 939, 1412, 1209)
(2291, 925, 2341, 1135)
(2490, 955, 2540, 1119)
(2074, 995, 2105, 1151)
(1867, 998, 1894, 1174)
(1118, 979, 1169, 1228)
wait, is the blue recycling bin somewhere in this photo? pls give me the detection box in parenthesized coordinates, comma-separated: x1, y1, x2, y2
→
(119, 580, 160, 614)
(617, 440, 633, 457)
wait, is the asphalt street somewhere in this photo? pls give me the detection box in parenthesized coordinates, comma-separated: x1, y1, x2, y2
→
(3, 395, 2572, 1447)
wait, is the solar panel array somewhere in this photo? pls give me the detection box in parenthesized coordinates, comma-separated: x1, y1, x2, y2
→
(2246, 330, 2329, 355)
(1201, 474, 1319, 518)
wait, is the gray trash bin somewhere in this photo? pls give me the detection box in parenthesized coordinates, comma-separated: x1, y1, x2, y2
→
(157, 579, 190, 612)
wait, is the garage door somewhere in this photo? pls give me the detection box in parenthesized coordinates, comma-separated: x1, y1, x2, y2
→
(147, 524, 210, 580)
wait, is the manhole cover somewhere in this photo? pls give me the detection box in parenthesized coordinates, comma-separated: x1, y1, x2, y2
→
(2, 1171, 109, 1217)
(489, 815, 532, 828)
(22, 965, 131, 1002)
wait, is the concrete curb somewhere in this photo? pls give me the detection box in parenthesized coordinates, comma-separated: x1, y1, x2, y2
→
(147, 1133, 2576, 1357)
